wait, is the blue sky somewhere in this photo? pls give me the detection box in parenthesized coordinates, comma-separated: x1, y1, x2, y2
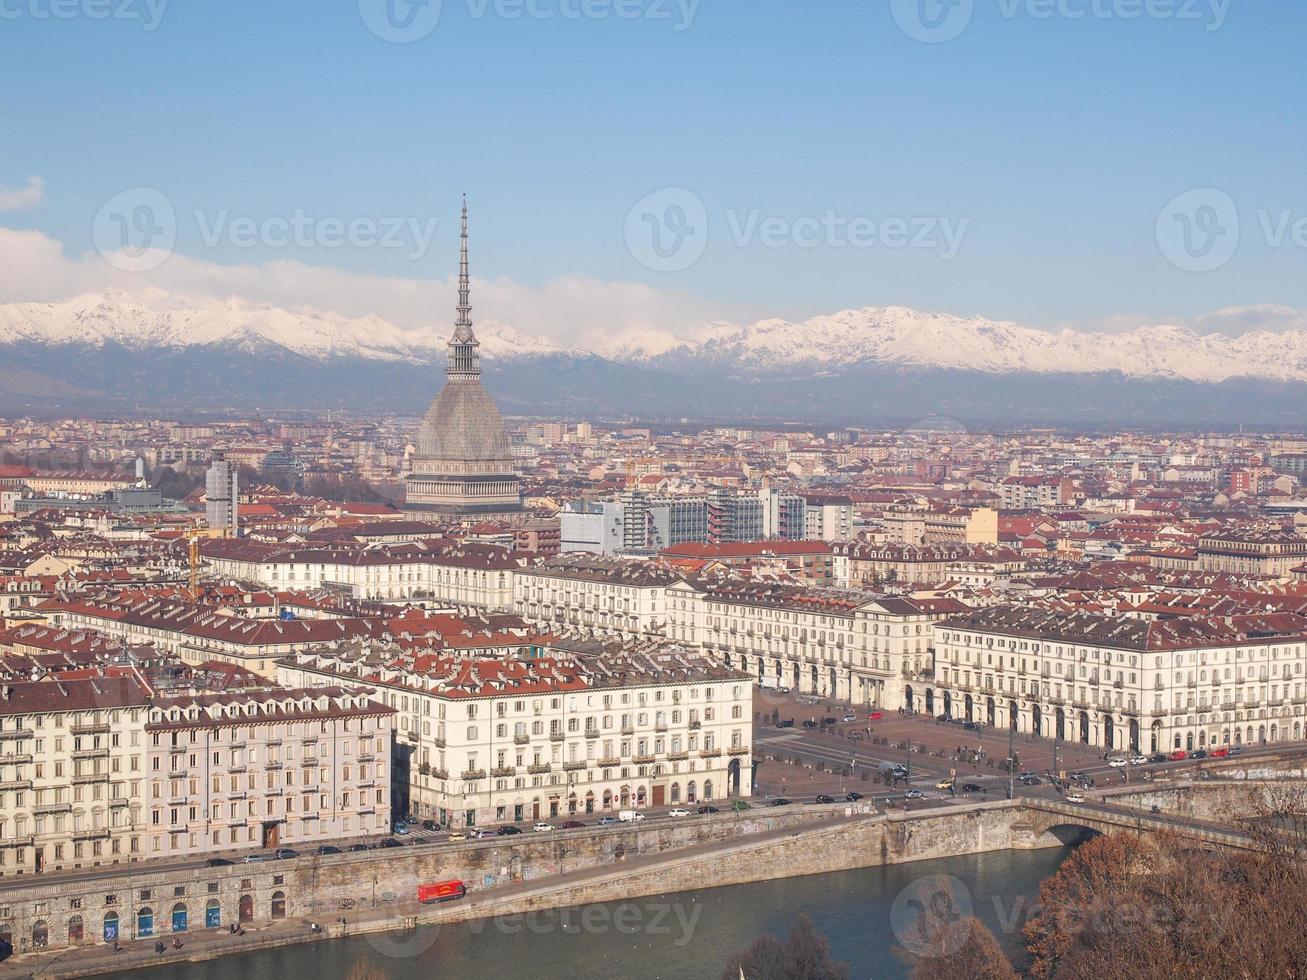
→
(0, 0, 1304, 346)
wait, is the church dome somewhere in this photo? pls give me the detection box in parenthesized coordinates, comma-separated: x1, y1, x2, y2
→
(415, 380, 511, 463)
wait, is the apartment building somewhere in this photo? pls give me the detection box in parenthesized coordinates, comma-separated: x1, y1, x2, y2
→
(514, 556, 681, 638)
(1195, 530, 1307, 577)
(831, 542, 1025, 589)
(198, 539, 519, 608)
(143, 687, 395, 857)
(0, 674, 152, 879)
(279, 647, 752, 826)
(665, 579, 965, 708)
(932, 605, 1307, 754)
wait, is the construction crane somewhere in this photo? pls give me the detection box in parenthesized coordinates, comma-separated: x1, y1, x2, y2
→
(185, 528, 202, 597)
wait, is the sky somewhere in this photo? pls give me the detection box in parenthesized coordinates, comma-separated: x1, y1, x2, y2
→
(0, 0, 1304, 352)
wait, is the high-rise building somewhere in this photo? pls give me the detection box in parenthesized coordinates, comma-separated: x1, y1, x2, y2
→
(205, 458, 238, 531)
(405, 200, 523, 518)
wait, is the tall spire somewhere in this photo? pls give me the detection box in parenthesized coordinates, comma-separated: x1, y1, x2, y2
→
(448, 195, 480, 379)
(456, 194, 472, 333)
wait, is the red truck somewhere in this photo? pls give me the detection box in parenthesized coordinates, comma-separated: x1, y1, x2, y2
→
(417, 880, 467, 904)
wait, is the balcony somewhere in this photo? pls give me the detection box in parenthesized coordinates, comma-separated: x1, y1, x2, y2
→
(583, 730, 600, 740)
(34, 802, 72, 817)
(461, 769, 487, 781)
(562, 760, 587, 772)
(266, 760, 283, 770)
(0, 729, 33, 741)
(72, 748, 110, 761)
(654, 724, 668, 733)
(667, 751, 689, 761)
(527, 763, 551, 775)
(430, 768, 449, 780)
(0, 835, 34, 848)
(75, 827, 113, 841)
(699, 748, 722, 759)
(597, 757, 620, 768)
(491, 766, 516, 778)
(620, 726, 635, 736)
(0, 778, 31, 792)
(109, 797, 129, 809)
(632, 754, 655, 765)
(513, 734, 530, 745)
(549, 732, 564, 742)
(72, 771, 109, 785)
(71, 723, 110, 736)
(688, 720, 701, 731)
(728, 745, 752, 756)
(0, 753, 32, 765)
(432, 737, 446, 749)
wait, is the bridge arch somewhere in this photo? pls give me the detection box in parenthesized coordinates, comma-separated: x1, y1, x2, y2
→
(1037, 823, 1103, 847)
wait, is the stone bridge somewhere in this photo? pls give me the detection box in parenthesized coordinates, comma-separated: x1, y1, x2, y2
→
(1013, 796, 1255, 850)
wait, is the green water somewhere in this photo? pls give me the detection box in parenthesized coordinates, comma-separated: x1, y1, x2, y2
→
(110, 847, 1067, 979)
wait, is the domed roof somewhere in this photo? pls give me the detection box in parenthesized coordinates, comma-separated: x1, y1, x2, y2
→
(414, 379, 511, 463)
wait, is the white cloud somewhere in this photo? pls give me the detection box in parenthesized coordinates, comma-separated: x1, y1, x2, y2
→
(0, 177, 46, 212)
(0, 226, 741, 356)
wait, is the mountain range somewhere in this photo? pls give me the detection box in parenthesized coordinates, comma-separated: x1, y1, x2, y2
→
(0, 292, 1303, 426)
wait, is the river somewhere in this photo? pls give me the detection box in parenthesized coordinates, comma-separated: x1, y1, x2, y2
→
(107, 847, 1069, 979)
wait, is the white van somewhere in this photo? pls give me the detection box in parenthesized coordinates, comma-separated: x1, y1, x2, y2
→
(618, 809, 644, 822)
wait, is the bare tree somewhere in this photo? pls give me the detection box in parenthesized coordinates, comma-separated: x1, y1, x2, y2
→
(722, 914, 849, 980)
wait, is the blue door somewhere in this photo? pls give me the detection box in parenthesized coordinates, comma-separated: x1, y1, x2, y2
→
(171, 905, 188, 932)
(137, 908, 153, 938)
(102, 913, 118, 943)
(205, 902, 221, 928)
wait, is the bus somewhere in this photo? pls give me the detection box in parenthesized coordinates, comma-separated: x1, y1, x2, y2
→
(417, 880, 467, 904)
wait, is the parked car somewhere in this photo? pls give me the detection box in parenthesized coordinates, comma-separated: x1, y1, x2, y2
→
(668, 807, 691, 817)
(1130, 755, 1148, 765)
(769, 797, 791, 807)
(813, 794, 834, 804)
(316, 845, 341, 856)
(496, 825, 522, 836)
(618, 809, 645, 822)
(822, 717, 837, 726)
(560, 820, 586, 829)
(697, 805, 720, 814)
(533, 822, 554, 832)
(205, 857, 233, 867)
(378, 837, 401, 848)
(242, 853, 270, 863)
(802, 720, 819, 729)
(1190, 749, 1208, 760)
(1169, 750, 1187, 761)
(1149, 752, 1168, 764)
(348, 843, 371, 852)
(1108, 758, 1128, 768)
(273, 848, 299, 860)
(1065, 793, 1085, 804)
(904, 789, 923, 800)
(732, 799, 753, 811)
(935, 778, 954, 790)
(961, 783, 983, 793)
(963, 721, 980, 731)
(598, 815, 620, 825)
(775, 719, 794, 729)
(421, 819, 439, 831)
(842, 713, 858, 722)
(446, 831, 467, 842)
(393, 821, 411, 835)
(1210, 747, 1229, 758)
(844, 791, 863, 802)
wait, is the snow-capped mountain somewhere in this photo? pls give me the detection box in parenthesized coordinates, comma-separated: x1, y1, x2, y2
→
(1, 291, 1304, 423)
(0, 291, 564, 362)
